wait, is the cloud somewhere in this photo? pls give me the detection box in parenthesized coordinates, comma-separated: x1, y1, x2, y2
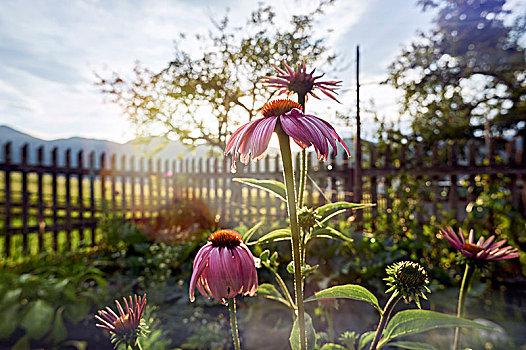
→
(0, 0, 437, 143)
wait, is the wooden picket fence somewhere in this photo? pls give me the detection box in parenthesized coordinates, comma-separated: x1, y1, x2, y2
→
(1, 137, 525, 258)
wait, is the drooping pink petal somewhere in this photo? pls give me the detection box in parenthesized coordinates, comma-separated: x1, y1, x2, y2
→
(219, 247, 242, 297)
(244, 116, 278, 162)
(189, 245, 213, 301)
(279, 113, 315, 148)
(207, 248, 229, 300)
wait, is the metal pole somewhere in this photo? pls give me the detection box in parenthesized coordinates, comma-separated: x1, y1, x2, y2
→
(354, 45, 363, 223)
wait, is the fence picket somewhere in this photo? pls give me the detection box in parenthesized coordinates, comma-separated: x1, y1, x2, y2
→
(21, 144, 29, 253)
(37, 146, 44, 252)
(1, 138, 526, 259)
(78, 150, 84, 246)
(3, 142, 12, 257)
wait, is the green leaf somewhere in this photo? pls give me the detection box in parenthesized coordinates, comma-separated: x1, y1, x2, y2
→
(257, 283, 291, 308)
(309, 227, 353, 243)
(21, 300, 54, 340)
(304, 285, 382, 314)
(315, 201, 373, 222)
(250, 228, 291, 246)
(12, 334, 30, 350)
(64, 301, 90, 324)
(379, 310, 497, 348)
(0, 303, 21, 338)
(49, 307, 67, 342)
(0, 288, 22, 306)
(387, 341, 437, 350)
(242, 221, 263, 243)
(233, 178, 286, 202)
(289, 312, 316, 350)
(320, 344, 347, 350)
(357, 331, 375, 350)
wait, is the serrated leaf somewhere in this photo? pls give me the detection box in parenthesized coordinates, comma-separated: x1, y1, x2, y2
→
(386, 341, 437, 350)
(309, 227, 353, 243)
(242, 221, 263, 243)
(257, 284, 291, 308)
(290, 313, 316, 350)
(379, 310, 497, 348)
(21, 300, 54, 340)
(233, 178, 286, 202)
(315, 201, 373, 222)
(320, 344, 347, 350)
(304, 285, 381, 314)
(249, 228, 291, 246)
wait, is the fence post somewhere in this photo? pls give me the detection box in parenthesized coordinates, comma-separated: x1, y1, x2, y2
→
(110, 154, 117, 212)
(121, 155, 127, 217)
(89, 151, 96, 245)
(65, 149, 72, 251)
(130, 156, 136, 220)
(52, 147, 59, 251)
(3, 142, 12, 257)
(448, 141, 459, 221)
(139, 157, 146, 219)
(148, 158, 154, 217)
(432, 142, 441, 219)
(370, 144, 378, 223)
(77, 150, 85, 246)
(37, 146, 45, 253)
(21, 144, 29, 253)
(416, 143, 424, 226)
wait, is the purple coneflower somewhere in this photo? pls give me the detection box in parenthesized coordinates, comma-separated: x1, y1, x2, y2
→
(262, 60, 342, 102)
(225, 99, 349, 170)
(189, 229, 258, 303)
(95, 294, 147, 348)
(440, 226, 519, 261)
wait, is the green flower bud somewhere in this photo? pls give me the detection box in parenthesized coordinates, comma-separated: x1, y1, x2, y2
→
(298, 207, 320, 231)
(384, 261, 431, 308)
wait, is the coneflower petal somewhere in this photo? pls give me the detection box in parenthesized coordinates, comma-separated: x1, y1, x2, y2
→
(442, 227, 520, 262)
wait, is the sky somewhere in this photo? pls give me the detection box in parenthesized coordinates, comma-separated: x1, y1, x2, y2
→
(0, 0, 517, 144)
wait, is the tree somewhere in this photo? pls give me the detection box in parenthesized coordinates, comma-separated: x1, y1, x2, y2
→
(389, 0, 526, 143)
(96, 2, 335, 152)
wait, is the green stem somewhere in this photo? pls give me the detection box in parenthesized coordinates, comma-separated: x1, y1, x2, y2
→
(228, 298, 242, 350)
(277, 124, 307, 350)
(297, 93, 307, 208)
(327, 308, 334, 343)
(453, 264, 476, 350)
(271, 267, 296, 309)
(130, 340, 142, 350)
(369, 293, 402, 350)
(298, 149, 307, 207)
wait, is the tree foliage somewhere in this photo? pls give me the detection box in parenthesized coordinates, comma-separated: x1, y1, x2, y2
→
(389, 0, 526, 142)
(96, 2, 335, 151)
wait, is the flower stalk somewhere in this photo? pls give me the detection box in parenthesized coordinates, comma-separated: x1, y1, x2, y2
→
(453, 263, 476, 350)
(297, 93, 307, 208)
(370, 293, 402, 350)
(277, 123, 307, 350)
(228, 298, 242, 350)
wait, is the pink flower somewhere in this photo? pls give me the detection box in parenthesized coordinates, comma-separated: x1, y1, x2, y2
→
(189, 229, 258, 303)
(225, 99, 349, 170)
(262, 60, 342, 102)
(440, 227, 520, 261)
(95, 294, 147, 345)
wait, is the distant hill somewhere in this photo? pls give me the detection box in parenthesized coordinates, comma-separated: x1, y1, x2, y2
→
(0, 125, 356, 168)
(0, 125, 219, 167)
